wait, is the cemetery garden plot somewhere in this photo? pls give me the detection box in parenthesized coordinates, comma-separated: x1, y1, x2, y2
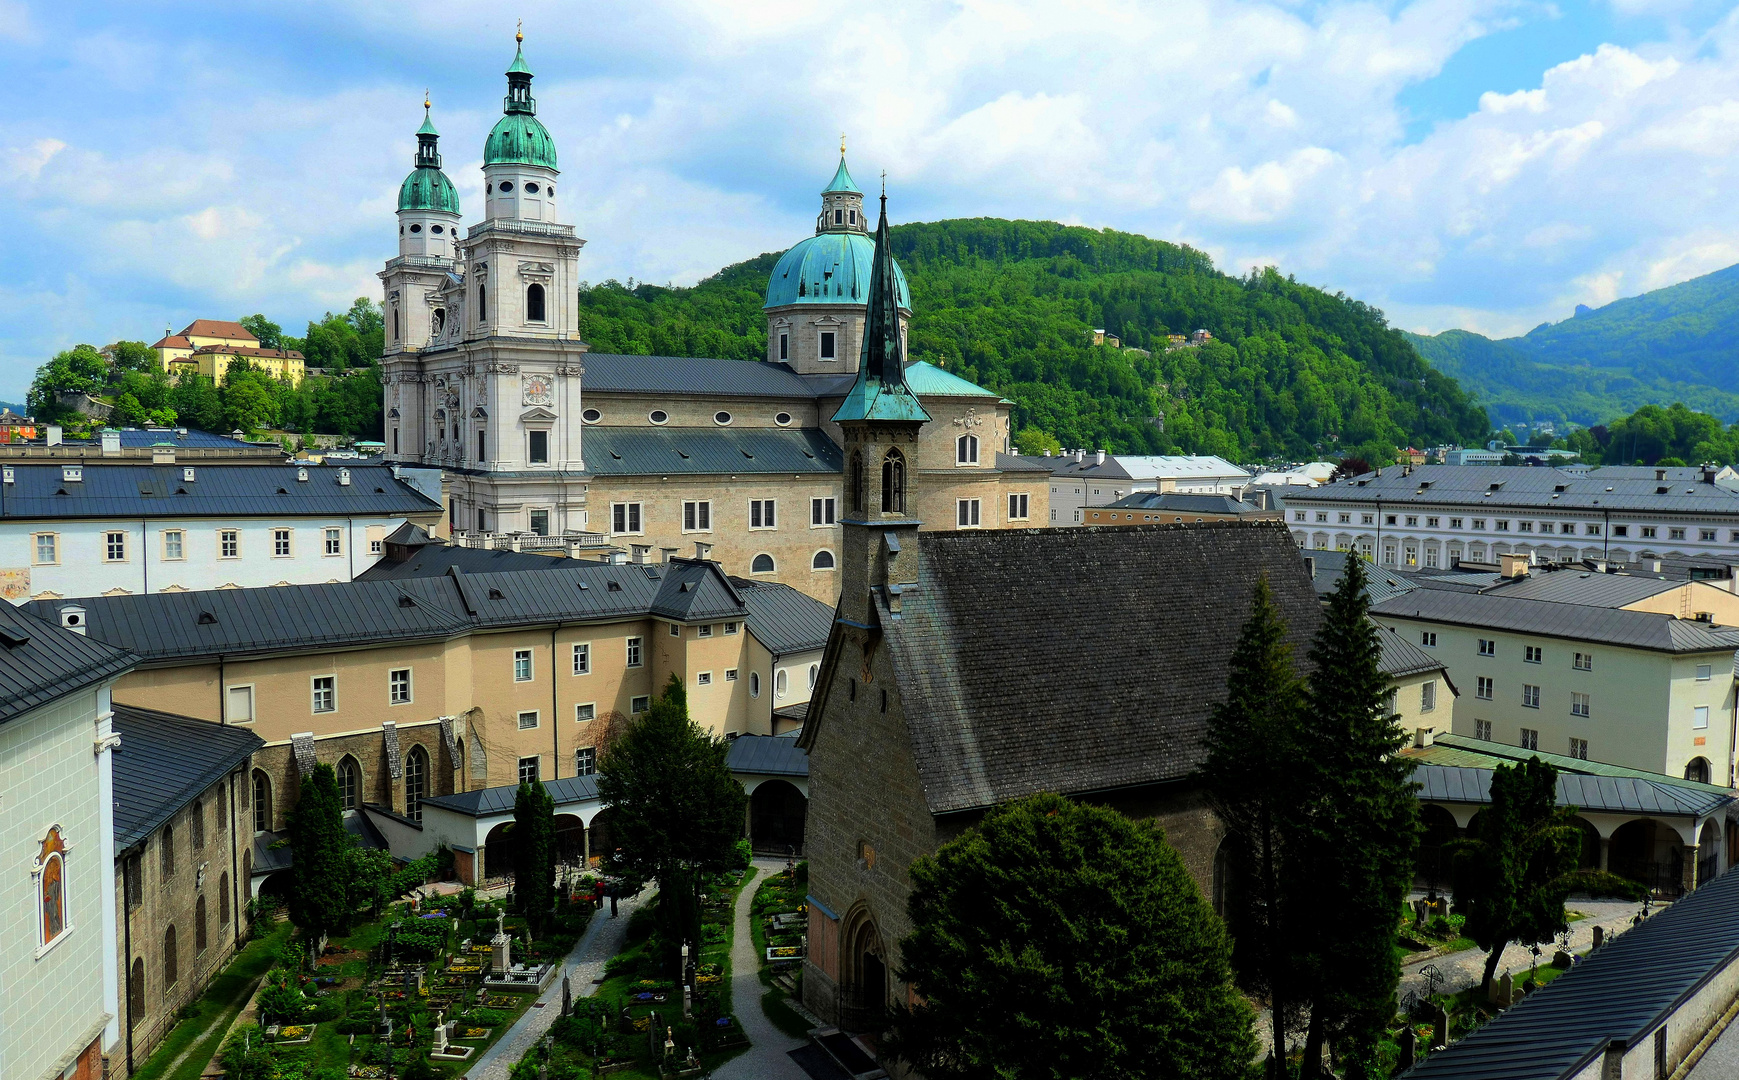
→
(220, 888, 593, 1079)
(748, 861, 811, 1038)
(520, 870, 751, 1080)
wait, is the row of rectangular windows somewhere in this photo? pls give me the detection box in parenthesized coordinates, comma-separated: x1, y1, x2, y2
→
(35, 526, 374, 565)
(612, 494, 1031, 537)
(1298, 508, 1730, 542)
(1420, 633, 1600, 671)
(224, 635, 662, 719)
(1472, 720, 1592, 759)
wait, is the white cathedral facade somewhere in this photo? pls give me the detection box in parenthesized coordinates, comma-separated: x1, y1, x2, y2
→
(380, 35, 1048, 600)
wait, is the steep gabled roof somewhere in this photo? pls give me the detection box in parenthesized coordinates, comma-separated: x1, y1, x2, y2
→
(650, 559, 745, 622)
(832, 521, 1320, 815)
(0, 602, 136, 726)
(180, 319, 257, 342)
(732, 577, 834, 656)
(112, 704, 263, 851)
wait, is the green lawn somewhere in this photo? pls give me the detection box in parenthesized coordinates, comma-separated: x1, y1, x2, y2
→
(130, 921, 292, 1080)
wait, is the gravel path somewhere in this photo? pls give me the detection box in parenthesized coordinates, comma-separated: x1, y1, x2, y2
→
(462, 891, 645, 1080)
(711, 860, 813, 1080)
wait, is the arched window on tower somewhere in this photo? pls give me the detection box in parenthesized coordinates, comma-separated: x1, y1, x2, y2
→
(881, 449, 907, 514)
(956, 433, 979, 465)
(526, 283, 546, 323)
(392, 308, 400, 343)
(406, 746, 428, 823)
(164, 925, 179, 988)
(432, 309, 445, 337)
(478, 287, 487, 323)
(129, 958, 146, 1020)
(849, 452, 865, 513)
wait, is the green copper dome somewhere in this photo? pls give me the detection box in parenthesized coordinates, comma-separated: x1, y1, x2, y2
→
(823, 156, 858, 193)
(398, 168, 461, 213)
(765, 232, 909, 310)
(484, 112, 558, 168)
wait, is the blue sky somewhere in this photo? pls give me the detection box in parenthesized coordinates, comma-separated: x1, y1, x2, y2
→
(3, 0, 1739, 400)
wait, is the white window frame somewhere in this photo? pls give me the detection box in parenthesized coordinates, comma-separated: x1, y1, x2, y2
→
(630, 695, 650, 714)
(1474, 718, 1492, 741)
(527, 428, 550, 466)
(1695, 705, 1710, 730)
(811, 497, 836, 527)
(1571, 692, 1591, 718)
(611, 502, 643, 536)
(575, 703, 596, 723)
(271, 528, 293, 558)
(1522, 684, 1540, 709)
(1525, 646, 1542, 664)
(669, 622, 681, 637)
(518, 710, 540, 730)
(751, 553, 776, 574)
(162, 529, 185, 561)
(31, 532, 58, 566)
(1478, 639, 1495, 657)
(572, 642, 591, 676)
(575, 746, 597, 774)
(389, 668, 412, 705)
(513, 648, 534, 682)
(311, 675, 336, 714)
(1520, 727, 1539, 751)
(956, 433, 980, 465)
(518, 756, 540, 784)
(1574, 652, 1593, 672)
(725, 668, 738, 682)
(1008, 492, 1030, 520)
(750, 672, 761, 697)
(698, 624, 714, 638)
(812, 549, 836, 571)
(697, 671, 713, 686)
(1421, 681, 1437, 712)
(105, 530, 128, 563)
(1476, 676, 1493, 700)
(724, 622, 738, 635)
(323, 527, 343, 557)
(626, 637, 643, 667)
(818, 329, 837, 361)
(957, 498, 982, 528)
(225, 684, 255, 724)
(682, 500, 713, 533)
(219, 529, 240, 559)
(750, 499, 777, 530)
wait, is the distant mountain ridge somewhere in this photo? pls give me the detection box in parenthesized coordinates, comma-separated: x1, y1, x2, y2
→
(1406, 262, 1739, 426)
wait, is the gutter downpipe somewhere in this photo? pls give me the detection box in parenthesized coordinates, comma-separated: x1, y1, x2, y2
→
(229, 771, 241, 950)
(122, 860, 134, 1074)
(142, 518, 149, 594)
(1728, 676, 1737, 789)
(1603, 509, 1610, 562)
(1374, 500, 1383, 568)
(551, 625, 561, 780)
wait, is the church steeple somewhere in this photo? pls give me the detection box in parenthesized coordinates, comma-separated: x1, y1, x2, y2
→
(832, 189, 928, 425)
(504, 24, 536, 115)
(414, 97, 442, 169)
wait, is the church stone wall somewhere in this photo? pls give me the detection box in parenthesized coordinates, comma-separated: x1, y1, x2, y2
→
(114, 770, 249, 1077)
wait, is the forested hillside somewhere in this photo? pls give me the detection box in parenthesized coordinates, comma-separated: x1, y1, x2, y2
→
(1408, 261, 1739, 426)
(579, 219, 1489, 462)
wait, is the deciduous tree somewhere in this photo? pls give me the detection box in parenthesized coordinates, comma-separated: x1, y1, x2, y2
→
(889, 792, 1258, 1080)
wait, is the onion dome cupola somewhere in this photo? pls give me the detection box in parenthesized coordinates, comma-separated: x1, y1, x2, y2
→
(396, 97, 462, 260)
(483, 28, 560, 223)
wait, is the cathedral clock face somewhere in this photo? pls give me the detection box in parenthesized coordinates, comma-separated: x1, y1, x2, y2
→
(522, 374, 553, 406)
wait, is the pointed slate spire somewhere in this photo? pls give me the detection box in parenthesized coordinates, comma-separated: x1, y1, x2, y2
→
(831, 187, 929, 424)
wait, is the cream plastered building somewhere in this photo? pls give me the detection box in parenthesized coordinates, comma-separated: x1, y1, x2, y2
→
(30, 557, 830, 891)
(1370, 567, 1739, 784)
(151, 319, 306, 387)
(378, 39, 1047, 605)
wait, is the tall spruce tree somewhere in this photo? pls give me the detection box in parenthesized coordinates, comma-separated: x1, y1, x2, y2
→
(1292, 554, 1420, 1077)
(1450, 758, 1641, 992)
(287, 763, 352, 940)
(1200, 574, 1304, 1067)
(511, 778, 557, 936)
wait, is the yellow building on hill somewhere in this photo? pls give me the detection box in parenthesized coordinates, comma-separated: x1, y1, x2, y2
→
(152, 319, 306, 386)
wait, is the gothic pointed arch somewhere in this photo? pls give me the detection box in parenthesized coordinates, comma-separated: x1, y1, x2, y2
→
(849, 451, 865, 513)
(337, 755, 362, 812)
(406, 745, 429, 823)
(881, 448, 906, 514)
(251, 770, 272, 833)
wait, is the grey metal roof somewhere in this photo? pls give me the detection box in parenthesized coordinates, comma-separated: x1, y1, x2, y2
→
(994, 452, 1053, 474)
(1297, 464, 1739, 516)
(421, 773, 602, 818)
(1476, 569, 1681, 607)
(250, 812, 388, 877)
(31, 559, 827, 662)
(579, 355, 817, 398)
(0, 602, 136, 726)
(1301, 548, 1421, 604)
(112, 704, 262, 851)
(0, 464, 441, 520)
(1401, 861, 1739, 1079)
(1369, 588, 1739, 654)
(1104, 492, 1261, 515)
(733, 578, 834, 656)
(1413, 734, 1733, 794)
(58, 428, 262, 449)
(726, 733, 809, 777)
(357, 543, 575, 581)
(1413, 763, 1732, 818)
(581, 427, 842, 476)
(1372, 620, 1446, 679)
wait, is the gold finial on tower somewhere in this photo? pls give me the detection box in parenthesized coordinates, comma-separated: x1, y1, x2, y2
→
(840, 132, 846, 156)
(516, 18, 523, 42)
(424, 89, 431, 110)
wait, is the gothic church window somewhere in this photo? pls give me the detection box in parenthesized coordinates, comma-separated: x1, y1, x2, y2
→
(526, 283, 546, 322)
(337, 757, 360, 811)
(406, 746, 428, 824)
(881, 449, 907, 514)
(129, 959, 146, 1019)
(252, 771, 272, 833)
(849, 452, 865, 513)
(479, 288, 487, 322)
(164, 925, 178, 987)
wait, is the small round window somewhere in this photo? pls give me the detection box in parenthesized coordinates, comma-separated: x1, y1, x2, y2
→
(409, 223, 422, 233)
(649, 410, 669, 425)
(525, 182, 540, 194)
(430, 224, 443, 234)
(774, 412, 792, 426)
(547, 184, 555, 196)
(582, 408, 602, 424)
(714, 411, 732, 426)
(499, 180, 514, 192)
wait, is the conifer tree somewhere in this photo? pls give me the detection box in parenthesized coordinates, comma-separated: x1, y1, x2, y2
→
(512, 777, 557, 936)
(1200, 574, 1304, 1067)
(1292, 554, 1419, 1076)
(1450, 758, 1641, 992)
(287, 763, 352, 940)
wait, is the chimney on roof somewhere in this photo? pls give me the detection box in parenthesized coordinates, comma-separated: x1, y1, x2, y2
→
(296, 467, 308, 482)
(100, 429, 120, 455)
(1656, 468, 1667, 481)
(1703, 463, 1719, 484)
(660, 546, 679, 564)
(1414, 727, 1436, 748)
(1500, 552, 1530, 579)
(694, 541, 714, 560)
(629, 544, 650, 565)
(1095, 449, 1107, 466)
(338, 468, 351, 486)
(152, 447, 174, 465)
(1652, 559, 1663, 573)
(1302, 555, 1316, 579)
(1159, 477, 1176, 494)
(58, 605, 86, 635)
(45, 425, 61, 447)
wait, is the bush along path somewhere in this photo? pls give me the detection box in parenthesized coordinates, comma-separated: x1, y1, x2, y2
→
(128, 921, 292, 1080)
